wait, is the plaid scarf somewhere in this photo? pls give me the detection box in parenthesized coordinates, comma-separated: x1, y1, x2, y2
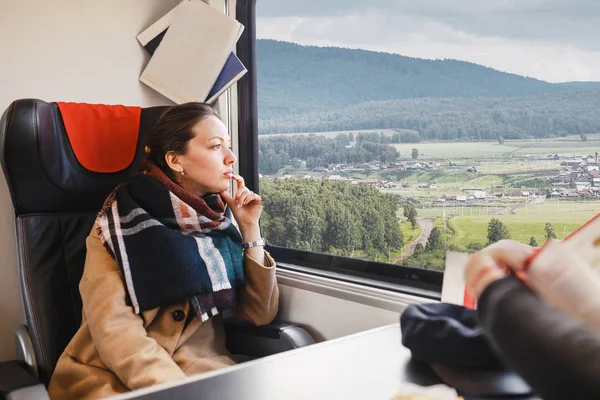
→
(96, 163, 244, 321)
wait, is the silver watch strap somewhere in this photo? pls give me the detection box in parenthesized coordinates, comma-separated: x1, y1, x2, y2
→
(242, 238, 266, 249)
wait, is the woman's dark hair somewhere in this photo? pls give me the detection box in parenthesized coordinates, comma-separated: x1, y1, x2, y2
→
(144, 102, 220, 182)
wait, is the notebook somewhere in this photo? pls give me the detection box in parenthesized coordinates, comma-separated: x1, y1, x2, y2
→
(138, 13, 247, 105)
(138, 1, 244, 104)
(205, 52, 247, 104)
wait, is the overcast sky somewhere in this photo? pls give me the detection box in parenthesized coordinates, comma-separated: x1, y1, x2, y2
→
(256, 0, 600, 83)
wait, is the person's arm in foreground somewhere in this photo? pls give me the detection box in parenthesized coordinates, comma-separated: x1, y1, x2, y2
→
(466, 240, 600, 400)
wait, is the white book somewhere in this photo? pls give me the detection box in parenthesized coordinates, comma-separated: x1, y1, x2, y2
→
(136, 5, 178, 48)
(441, 251, 473, 307)
(139, 1, 244, 104)
(137, 1, 244, 51)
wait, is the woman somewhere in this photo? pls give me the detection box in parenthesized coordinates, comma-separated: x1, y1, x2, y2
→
(48, 103, 279, 399)
(465, 239, 600, 400)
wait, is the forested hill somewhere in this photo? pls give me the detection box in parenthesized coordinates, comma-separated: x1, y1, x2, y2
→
(256, 39, 600, 121)
(259, 89, 600, 140)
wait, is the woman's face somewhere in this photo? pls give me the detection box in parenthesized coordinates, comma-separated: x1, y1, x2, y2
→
(169, 115, 236, 197)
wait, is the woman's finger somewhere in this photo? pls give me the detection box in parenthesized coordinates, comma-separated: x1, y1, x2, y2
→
(242, 191, 262, 206)
(235, 187, 251, 205)
(237, 190, 262, 207)
(232, 175, 248, 203)
(231, 175, 245, 191)
(236, 191, 252, 208)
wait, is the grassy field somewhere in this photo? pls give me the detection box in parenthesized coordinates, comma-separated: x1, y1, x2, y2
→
(393, 137, 600, 160)
(425, 200, 600, 250)
(475, 160, 561, 175)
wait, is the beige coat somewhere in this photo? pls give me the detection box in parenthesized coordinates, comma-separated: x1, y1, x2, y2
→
(48, 228, 279, 399)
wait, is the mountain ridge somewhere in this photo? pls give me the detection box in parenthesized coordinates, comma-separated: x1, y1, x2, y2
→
(257, 39, 600, 121)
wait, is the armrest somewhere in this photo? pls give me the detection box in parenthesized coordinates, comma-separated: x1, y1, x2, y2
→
(224, 318, 315, 359)
(0, 360, 49, 400)
(14, 326, 38, 380)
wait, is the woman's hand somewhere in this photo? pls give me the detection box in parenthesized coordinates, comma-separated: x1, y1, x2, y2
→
(219, 175, 262, 237)
(465, 240, 534, 298)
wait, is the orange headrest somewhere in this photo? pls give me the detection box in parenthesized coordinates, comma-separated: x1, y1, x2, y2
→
(56, 102, 142, 173)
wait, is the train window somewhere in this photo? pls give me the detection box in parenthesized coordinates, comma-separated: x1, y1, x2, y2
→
(240, 0, 600, 292)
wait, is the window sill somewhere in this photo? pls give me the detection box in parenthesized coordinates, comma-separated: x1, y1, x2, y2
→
(277, 262, 441, 302)
(267, 245, 443, 300)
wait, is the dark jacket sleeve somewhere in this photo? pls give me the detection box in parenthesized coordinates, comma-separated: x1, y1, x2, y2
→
(478, 277, 600, 400)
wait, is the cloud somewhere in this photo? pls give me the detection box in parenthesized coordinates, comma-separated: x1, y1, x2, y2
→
(256, 1, 600, 82)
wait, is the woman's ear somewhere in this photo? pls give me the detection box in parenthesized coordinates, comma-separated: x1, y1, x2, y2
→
(165, 151, 183, 175)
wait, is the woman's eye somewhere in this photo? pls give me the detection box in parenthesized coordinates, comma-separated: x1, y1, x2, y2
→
(212, 144, 221, 149)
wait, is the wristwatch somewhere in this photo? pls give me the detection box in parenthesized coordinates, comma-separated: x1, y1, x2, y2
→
(242, 238, 266, 249)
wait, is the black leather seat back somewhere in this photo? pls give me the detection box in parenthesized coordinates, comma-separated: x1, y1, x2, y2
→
(16, 213, 96, 383)
(0, 99, 168, 384)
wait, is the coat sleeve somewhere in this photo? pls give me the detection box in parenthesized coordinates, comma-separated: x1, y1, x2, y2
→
(234, 250, 279, 325)
(478, 277, 600, 400)
(79, 230, 186, 390)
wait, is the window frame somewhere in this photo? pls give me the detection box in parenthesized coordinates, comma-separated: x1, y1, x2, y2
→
(235, 0, 443, 298)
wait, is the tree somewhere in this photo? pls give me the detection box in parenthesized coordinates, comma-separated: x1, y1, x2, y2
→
(403, 204, 418, 229)
(324, 206, 356, 253)
(498, 135, 505, 145)
(529, 236, 538, 247)
(411, 148, 419, 160)
(544, 222, 557, 239)
(487, 218, 510, 244)
(260, 178, 403, 261)
(335, 132, 350, 146)
(581, 133, 588, 141)
(414, 243, 425, 256)
(425, 227, 443, 252)
(409, 215, 417, 230)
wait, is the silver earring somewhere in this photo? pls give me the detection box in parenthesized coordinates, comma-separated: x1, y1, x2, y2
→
(180, 169, 185, 176)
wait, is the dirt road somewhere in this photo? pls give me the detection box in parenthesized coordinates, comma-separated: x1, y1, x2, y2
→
(399, 197, 545, 259)
(488, 195, 545, 216)
(400, 217, 434, 258)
